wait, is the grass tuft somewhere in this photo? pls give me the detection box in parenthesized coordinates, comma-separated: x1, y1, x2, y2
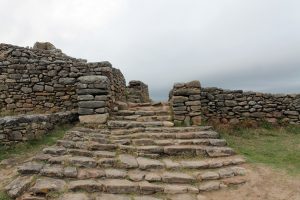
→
(0, 191, 11, 200)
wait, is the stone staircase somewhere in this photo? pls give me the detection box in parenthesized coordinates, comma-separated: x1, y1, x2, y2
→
(5, 103, 247, 200)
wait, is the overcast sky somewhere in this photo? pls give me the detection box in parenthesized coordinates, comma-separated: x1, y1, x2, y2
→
(1, 0, 300, 100)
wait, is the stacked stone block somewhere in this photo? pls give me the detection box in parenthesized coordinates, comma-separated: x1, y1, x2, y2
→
(126, 80, 150, 103)
(201, 87, 300, 124)
(77, 75, 110, 124)
(170, 80, 201, 126)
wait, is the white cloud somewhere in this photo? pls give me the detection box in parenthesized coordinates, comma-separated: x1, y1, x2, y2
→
(1, 0, 300, 100)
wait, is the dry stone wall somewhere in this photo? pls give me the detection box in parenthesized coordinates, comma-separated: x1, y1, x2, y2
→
(0, 111, 77, 146)
(0, 43, 126, 114)
(77, 75, 110, 124)
(126, 80, 150, 103)
(201, 87, 300, 124)
(169, 80, 202, 126)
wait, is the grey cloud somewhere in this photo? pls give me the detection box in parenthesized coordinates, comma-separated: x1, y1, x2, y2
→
(1, 0, 300, 100)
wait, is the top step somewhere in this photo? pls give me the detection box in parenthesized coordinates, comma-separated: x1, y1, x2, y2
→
(107, 121, 174, 129)
(128, 102, 168, 108)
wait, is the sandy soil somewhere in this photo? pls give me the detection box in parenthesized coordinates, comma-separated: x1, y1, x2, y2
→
(206, 163, 300, 200)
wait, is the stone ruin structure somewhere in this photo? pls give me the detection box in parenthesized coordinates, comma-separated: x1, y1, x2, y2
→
(0, 42, 300, 147)
(126, 80, 150, 103)
(169, 80, 202, 126)
(0, 42, 299, 200)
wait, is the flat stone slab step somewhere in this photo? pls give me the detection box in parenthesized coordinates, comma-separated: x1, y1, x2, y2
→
(111, 115, 172, 122)
(113, 110, 170, 117)
(17, 192, 208, 200)
(130, 138, 227, 146)
(8, 177, 246, 198)
(108, 121, 174, 129)
(118, 145, 235, 157)
(16, 159, 247, 183)
(109, 126, 212, 136)
(111, 131, 220, 140)
(29, 153, 245, 171)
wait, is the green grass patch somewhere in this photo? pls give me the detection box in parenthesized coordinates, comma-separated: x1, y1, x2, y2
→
(217, 124, 300, 175)
(0, 191, 11, 200)
(0, 124, 72, 162)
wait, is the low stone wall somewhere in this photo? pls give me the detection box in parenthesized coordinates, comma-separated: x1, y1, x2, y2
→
(169, 81, 202, 126)
(126, 80, 150, 103)
(0, 111, 78, 146)
(201, 87, 300, 124)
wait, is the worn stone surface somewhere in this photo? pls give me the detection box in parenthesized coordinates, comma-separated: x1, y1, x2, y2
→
(40, 164, 63, 177)
(128, 170, 146, 182)
(18, 162, 44, 174)
(79, 113, 109, 124)
(30, 178, 66, 194)
(5, 176, 33, 198)
(68, 156, 97, 168)
(103, 179, 138, 194)
(139, 181, 164, 194)
(69, 180, 102, 192)
(137, 157, 165, 169)
(105, 168, 127, 178)
(199, 171, 220, 180)
(59, 193, 91, 200)
(64, 166, 78, 178)
(77, 168, 105, 179)
(118, 154, 139, 168)
(198, 181, 220, 192)
(164, 184, 188, 194)
(162, 172, 195, 184)
(95, 194, 131, 200)
(145, 173, 162, 182)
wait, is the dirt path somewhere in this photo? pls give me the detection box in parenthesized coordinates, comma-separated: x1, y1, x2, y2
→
(206, 163, 300, 200)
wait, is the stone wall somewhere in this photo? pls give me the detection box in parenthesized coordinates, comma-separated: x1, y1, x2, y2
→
(112, 68, 126, 102)
(126, 80, 150, 103)
(169, 80, 202, 126)
(0, 43, 126, 115)
(201, 87, 300, 124)
(77, 75, 110, 124)
(0, 111, 77, 146)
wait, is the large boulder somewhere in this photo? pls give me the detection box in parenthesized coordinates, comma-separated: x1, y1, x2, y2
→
(33, 42, 56, 50)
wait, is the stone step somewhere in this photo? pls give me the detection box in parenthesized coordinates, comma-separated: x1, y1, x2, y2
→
(8, 176, 246, 199)
(54, 140, 231, 158)
(117, 155, 245, 170)
(17, 192, 212, 200)
(29, 154, 245, 172)
(130, 138, 227, 147)
(112, 110, 170, 117)
(110, 126, 212, 135)
(108, 121, 174, 129)
(18, 162, 247, 187)
(110, 131, 220, 140)
(111, 115, 172, 122)
(118, 145, 235, 157)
